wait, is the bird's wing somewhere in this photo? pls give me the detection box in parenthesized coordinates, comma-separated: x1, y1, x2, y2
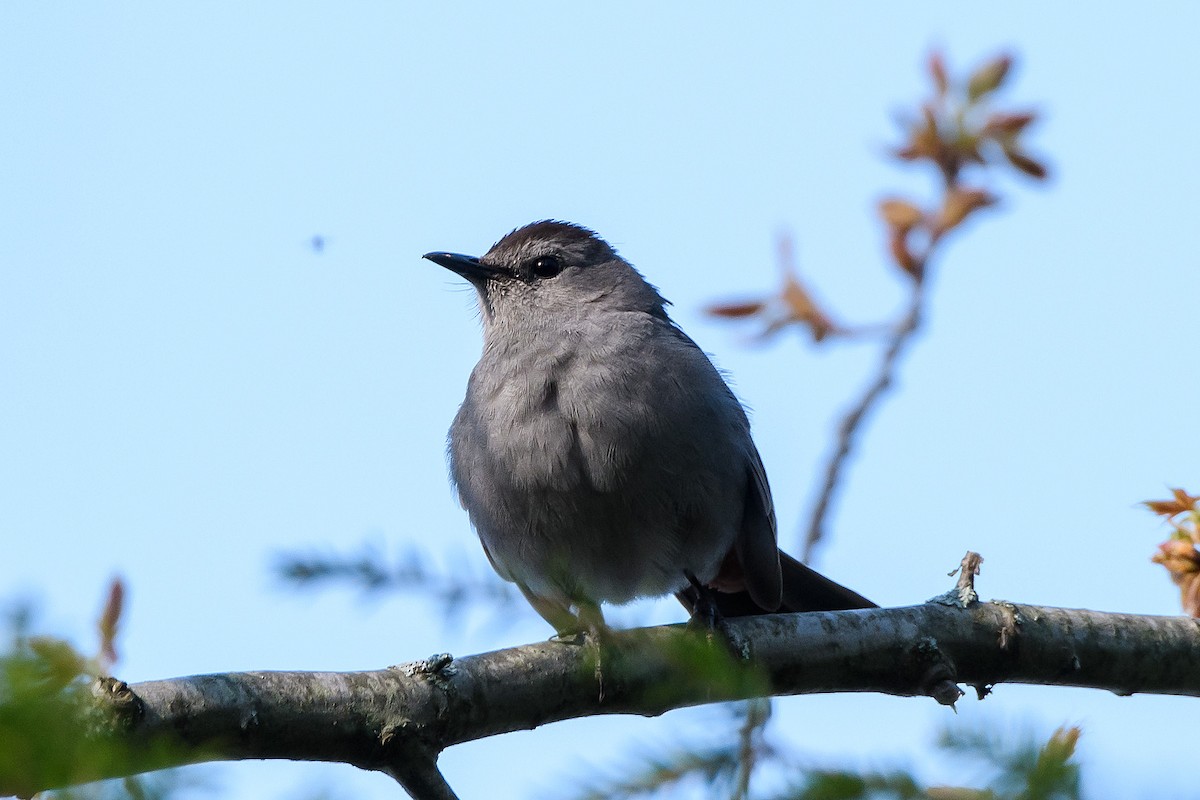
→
(723, 447, 876, 614)
(734, 445, 784, 611)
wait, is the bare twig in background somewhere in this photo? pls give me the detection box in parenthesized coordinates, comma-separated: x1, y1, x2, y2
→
(276, 542, 521, 627)
(803, 283, 926, 560)
(708, 51, 1049, 561)
(570, 719, 1080, 800)
(802, 52, 1047, 560)
(733, 698, 770, 800)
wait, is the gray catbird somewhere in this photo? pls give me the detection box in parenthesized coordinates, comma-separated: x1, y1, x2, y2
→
(425, 220, 873, 634)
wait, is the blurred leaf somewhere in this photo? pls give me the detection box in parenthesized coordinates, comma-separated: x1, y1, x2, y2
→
(936, 724, 1080, 800)
(929, 51, 949, 96)
(967, 54, 1013, 102)
(1144, 488, 1200, 518)
(27, 637, 88, 691)
(707, 300, 768, 319)
(935, 187, 997, 234)
(567, 703, 774, 800)
(1147, 488, 1200, 615)
(277, 541, 523, 629)
(1002, 147, 1049, 180)
(927, 789, 997, 800)
(1152, 541, 1200, 616)
(982, 112, 1037, 140)
(1016, 726, 1081, 800)
(778, 769, 925, 800)
(98, 577, 125, 671)
(573, 745, 743, 800)
(2, 605, 197, 800)
(781, 272, 839, 342)
(879, 198, 925, 231)
(888, 228, 923, 280)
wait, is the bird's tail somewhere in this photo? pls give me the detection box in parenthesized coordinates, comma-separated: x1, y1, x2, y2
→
(677, 549, 875, 618)
(773, 550, 875, 612)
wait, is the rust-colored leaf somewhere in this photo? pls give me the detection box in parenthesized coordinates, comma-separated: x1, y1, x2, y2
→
(1152, 540, 1200, 575)
(983, 111, 1037, 138)
(706, 300, 767, 319)
(901, 135, 936, 165)
(1003, 147, 1049, 180)
(1184, 577, 1200, 618)
(781, 272, 839, 342)
(888, 228, 922, 280)
(934, 187, 997, 234)
(1154, 540, 1200, 616)
(1145, 499, 1182, 517)
(967, 54, 1013, 102)
(98, 576, 125, 668)
(879, 198, 924, 231)
(928, 51, 949, 96)
(1173, 487, 1200, 509)
(1145, 488, 1200, 518)
(922, 103, 938, 133)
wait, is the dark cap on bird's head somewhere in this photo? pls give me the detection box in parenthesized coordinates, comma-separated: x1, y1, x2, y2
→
(423, 220, 668, 321)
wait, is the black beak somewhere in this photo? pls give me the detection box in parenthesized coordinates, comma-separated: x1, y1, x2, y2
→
(423, 251, 503, 283)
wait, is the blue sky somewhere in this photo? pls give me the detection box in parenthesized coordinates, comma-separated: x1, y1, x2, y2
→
(3, 3, 1199, 798)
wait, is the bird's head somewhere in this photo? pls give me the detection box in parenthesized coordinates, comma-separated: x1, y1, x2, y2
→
(424, 220, 669, 329)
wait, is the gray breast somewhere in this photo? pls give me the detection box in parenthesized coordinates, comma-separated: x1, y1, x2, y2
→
(449, 312, 751, 606)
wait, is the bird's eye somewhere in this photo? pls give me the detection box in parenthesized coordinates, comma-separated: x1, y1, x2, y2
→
(529, 255, 564, 279)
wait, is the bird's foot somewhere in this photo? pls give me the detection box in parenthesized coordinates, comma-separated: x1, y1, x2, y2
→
(681, 571, 738, 644)
(548, 601, 609, 645)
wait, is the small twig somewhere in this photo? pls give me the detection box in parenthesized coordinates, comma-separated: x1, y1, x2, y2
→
(798, 52, 1045, 560)
(803, 281, 926, 560)
(950, 551, 984, 606)
(732, 699, 769, 800)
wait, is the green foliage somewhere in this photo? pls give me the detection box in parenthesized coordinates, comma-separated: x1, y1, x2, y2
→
(572, 702, 775, 800)
(0, 606, 99, 796)
(276, 540, 522, 627)
(0, 603, 191, 800)
(774, 769, 924, 800)
(562, 712, 1081, 800)
(934, 725, 1080, 800)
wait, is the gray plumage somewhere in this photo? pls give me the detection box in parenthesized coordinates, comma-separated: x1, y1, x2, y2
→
(425, 221, 871, 633)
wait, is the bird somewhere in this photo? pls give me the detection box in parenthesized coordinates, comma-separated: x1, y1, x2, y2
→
(424, 220, 873, 635)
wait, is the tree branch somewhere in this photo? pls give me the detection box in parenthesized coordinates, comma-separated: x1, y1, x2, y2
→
(9, 601, 1200, 798)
